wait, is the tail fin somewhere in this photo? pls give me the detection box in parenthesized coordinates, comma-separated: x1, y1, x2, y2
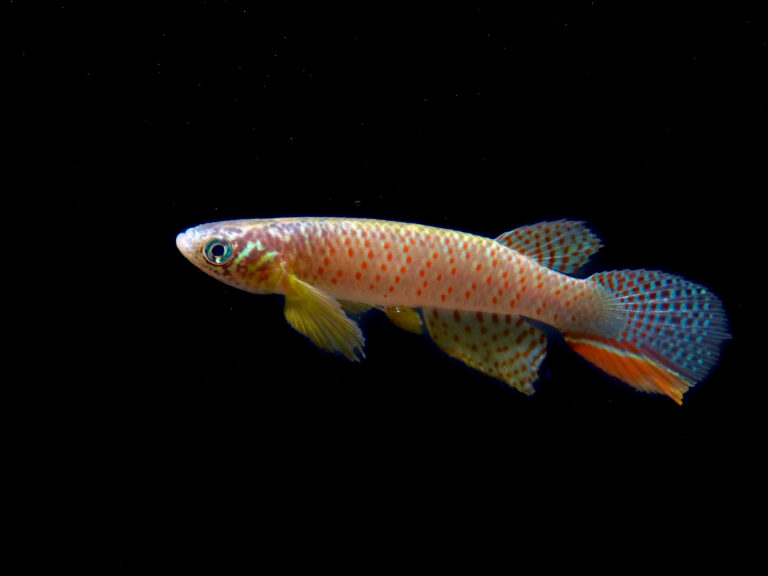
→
(564, 270, 730, 404)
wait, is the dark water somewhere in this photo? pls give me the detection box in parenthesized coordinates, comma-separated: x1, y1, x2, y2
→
(8, 2, 761, 569)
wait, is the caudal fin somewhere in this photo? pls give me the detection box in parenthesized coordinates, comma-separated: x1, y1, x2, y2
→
(564, 270, 730, 404)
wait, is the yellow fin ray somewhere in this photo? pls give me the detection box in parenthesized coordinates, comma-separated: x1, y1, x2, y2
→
(284, 275, 365, 361)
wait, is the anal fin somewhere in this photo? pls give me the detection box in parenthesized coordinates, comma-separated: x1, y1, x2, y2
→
(424, 308, 548, 395)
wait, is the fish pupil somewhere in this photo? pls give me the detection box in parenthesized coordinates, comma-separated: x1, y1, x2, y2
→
(210, 244, 225, 258)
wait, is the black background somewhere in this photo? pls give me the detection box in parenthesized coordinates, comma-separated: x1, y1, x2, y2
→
(6, 1, 763, 569)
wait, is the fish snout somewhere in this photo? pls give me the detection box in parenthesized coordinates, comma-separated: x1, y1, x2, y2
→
(176, 229, 197, 261)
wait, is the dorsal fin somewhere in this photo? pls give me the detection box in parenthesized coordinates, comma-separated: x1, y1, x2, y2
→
(494, 220, 602, 275)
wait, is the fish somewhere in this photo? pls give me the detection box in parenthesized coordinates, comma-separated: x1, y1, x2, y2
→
(176, 217, 729, 404)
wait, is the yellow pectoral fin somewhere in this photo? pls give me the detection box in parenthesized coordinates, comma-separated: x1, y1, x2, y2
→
(283, 275, 365, 361)
(384, 306, 424, 335)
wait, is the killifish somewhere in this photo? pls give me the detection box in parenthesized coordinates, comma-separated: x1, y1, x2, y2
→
(176, 217, 729, 404)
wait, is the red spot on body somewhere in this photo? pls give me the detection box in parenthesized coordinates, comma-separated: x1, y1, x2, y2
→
(441, 294, 447, 302)
(387, 253, 393, 261)
(510, 300, 516, 309)
(368, 250, 374, 259)
(348, 248, 354, 257)
(476, 264, 483, 271)
(395, 276, 401, 284)
(361, 262, 368, 270)
(355, 272, 362, 280)
(466, 291, 472, 299)
(317, 267, 324, 275)
(420, 269, 425, 277)
(337, 270, 344, 277)
(345, 237, 351, 245)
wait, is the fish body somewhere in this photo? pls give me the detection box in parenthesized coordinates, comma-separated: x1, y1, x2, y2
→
(177, 217, 729, 404)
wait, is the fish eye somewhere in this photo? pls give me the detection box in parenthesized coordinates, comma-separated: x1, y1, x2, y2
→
(203, 238, 233, 265)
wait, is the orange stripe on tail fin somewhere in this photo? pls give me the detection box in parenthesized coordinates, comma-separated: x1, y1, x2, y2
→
(566, 270, 730, 404)
(564, 334, 692, 404)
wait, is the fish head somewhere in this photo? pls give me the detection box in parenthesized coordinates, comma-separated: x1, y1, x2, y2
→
(176, 219, 286, 294)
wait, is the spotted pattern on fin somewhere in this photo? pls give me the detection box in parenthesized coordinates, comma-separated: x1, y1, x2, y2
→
(564, 270, 730, 403)
(424, 308, 547, 395)
(494, 220, 602, 275)
(589, 270, 729, 385)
